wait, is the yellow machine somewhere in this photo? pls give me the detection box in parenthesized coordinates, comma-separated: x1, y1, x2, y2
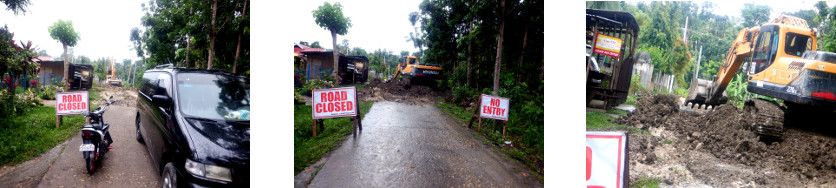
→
(105, 57, 122, 87)
(390, 56, 443, 81)
(685, 15, 836, 140)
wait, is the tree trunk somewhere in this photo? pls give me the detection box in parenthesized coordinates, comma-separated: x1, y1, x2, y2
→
(518, 23, 528, 83)
(207, 0, 218, 70)
(184, 35, 190, 67)
(467, 21, 473, 87)
(185, 8, 192, 68)
(233, 0, 248, 74)
(62, 44, 69, 90)
(493, 0, 506, 96)
(331, 29, 339, 80)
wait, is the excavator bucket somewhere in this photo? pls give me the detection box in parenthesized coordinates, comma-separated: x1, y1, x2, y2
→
(681, 77, 715, 113)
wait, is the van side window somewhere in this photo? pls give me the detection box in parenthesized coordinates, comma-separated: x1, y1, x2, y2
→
(140, 72, 159, 96)
(157, 73, 172, 96)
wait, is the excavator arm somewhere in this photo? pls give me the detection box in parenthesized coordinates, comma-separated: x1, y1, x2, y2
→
(686, 27, 760, 106)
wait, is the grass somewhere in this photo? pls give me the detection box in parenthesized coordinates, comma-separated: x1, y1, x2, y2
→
(0, 86, 103, 166)
(0, 106, 87, 165)
(607, 108, 628, 116)
(293, 101, 374, 174)
(586, 111, 648, 135)
(435, 99, 544, 182)
(630, 177, 662, 188)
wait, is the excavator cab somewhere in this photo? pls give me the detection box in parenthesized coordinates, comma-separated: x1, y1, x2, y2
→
(684, 15, 836, 141)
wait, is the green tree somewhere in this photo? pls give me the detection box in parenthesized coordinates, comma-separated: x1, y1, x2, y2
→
(140, 0, 249, 74)
(741, 3, 771, 28)
(36, 49, 48, 57)
(313, 2, 352, 79)
(232, 0, 248, 74)
(0, 25, 38, 92)
(2, 0, 30, 15)
(310, 41, 323, 48)
(48, 19, 80, 89)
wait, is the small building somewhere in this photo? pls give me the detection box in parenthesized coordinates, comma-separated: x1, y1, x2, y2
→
(36, 58, 66, 86)
(35, 56, 93, 90)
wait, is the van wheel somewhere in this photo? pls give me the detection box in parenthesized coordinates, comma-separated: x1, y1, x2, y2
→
(136, 114, 144, 144)
(162, 163, 178, 188)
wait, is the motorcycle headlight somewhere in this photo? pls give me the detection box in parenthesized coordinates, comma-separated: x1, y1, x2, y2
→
(185, 159, 233, 182)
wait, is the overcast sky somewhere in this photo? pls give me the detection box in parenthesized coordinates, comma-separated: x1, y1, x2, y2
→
(0, 0, 146, 63)
(4, 0, 833, 65)
(624, 0, 836, 20)
(285, 0, 424, 54)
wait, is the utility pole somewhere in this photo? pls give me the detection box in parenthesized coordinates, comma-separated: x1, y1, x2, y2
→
(696, 45, 702, 79)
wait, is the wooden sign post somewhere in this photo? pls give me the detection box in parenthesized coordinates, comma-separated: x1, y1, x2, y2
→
(311, 87, 362, 137)
(468, 94, 510, 137)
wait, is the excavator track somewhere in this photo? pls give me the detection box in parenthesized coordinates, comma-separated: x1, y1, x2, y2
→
(743, 99, 784, 141)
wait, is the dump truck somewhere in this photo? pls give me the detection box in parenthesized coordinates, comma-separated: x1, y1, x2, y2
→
(683, 15, 836, 141)
(585, 9, 640, 109)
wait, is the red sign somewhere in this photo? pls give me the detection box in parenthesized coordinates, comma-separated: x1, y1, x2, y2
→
(56, 91, 89, 115)
(480, 94, 510, 120)
(586, 131, 628, 188)
(312, 87, 357, 119)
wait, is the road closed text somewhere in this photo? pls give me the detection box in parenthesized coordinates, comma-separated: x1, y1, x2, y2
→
(312, 87, 357, 119)
(315, 91, 354, 113)
(56, 92, 89, 115)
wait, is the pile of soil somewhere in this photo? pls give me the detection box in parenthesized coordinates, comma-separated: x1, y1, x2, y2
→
(612, 94, 836, 187)
(95, 85, 138, 107)
(358, 78, 448, 105)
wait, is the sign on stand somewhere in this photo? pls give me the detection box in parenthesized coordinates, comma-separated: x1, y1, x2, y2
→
(593, 32, 622, 58)
(586, 131, 630, 188)
(311, 87, 362, 137)
(55, 91, 89, 128)
(469, 94, 511, 137)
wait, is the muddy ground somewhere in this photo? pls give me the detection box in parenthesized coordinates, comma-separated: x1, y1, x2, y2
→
(610, 94, 836, 187)
(357, 78, 450, 105)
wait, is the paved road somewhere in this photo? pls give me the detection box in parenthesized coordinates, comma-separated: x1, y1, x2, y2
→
(38, 105, 161, 188)
(308, 101, 540, 187)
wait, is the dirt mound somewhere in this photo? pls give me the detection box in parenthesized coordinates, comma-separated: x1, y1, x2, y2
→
(358, 78, 447, 105)
(614, 94, 836, 186)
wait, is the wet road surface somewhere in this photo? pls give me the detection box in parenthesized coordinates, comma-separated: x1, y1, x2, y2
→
(308, 101, 539, 187)
(37, 105, 161, 187)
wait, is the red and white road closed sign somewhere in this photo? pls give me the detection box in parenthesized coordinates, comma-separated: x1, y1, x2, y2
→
(480, 94, 510, 120)
(312, 87, 357, 119)
(587, 131, 628, 188)
(56, 91, 89, 115)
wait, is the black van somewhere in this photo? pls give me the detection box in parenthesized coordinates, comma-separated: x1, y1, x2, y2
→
(135, 64, 249, 187)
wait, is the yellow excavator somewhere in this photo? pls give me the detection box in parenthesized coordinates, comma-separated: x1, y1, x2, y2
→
(105, 57, 122, 87)
(388, 56, 443, 82)
(684, 15, 836, 141)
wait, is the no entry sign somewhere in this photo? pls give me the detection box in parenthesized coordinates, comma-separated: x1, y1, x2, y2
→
(56, 91, 89, 115)
(312, 87, 357, 119)
(480, 94, 509, 120)
(586, 131, 628, 188)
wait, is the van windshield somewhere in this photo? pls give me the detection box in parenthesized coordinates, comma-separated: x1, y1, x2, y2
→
(176, 73, 250, 121)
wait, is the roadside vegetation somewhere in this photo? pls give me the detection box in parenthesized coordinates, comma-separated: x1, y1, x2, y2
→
(0, 84, 102, 166)
(293, 101, 373, 174)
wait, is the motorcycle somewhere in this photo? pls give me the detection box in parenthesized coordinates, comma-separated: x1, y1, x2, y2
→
(79, 96, 116, 174)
